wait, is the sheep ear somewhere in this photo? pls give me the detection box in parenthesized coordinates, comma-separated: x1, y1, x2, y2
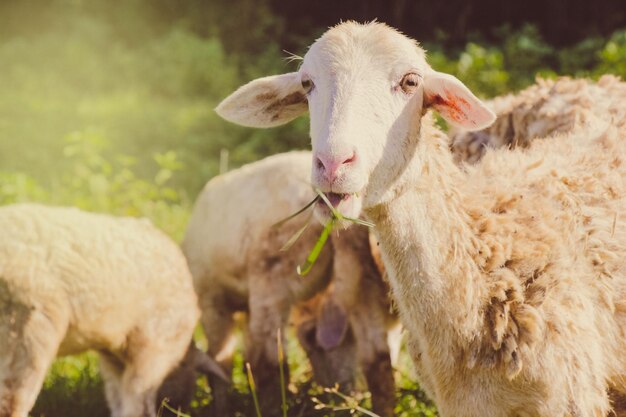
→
(316, 299, 349, 350)
(192, 349, 230, 383)
(215, 72, 308, 128)
(296, 318, 318, 352)
(423, 71, 496, 131)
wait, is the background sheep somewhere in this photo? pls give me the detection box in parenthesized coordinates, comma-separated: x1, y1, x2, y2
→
(291, 227, 398, 415)
(450, 75, 626, 164)
(178, 150, 397, 417)
(0, 204, 200, 417)
(449, 76, 626, 414)
(155, 342, 229, 414)
(215, 21, 626, 417)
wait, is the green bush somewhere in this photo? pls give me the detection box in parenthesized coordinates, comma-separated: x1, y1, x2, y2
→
(594, 30, 626, 79)
(0, 129, 190, 239)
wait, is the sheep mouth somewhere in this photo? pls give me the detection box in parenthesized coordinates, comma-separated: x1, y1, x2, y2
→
(319, 192, 351, 208)
(313, 189, 366, 227)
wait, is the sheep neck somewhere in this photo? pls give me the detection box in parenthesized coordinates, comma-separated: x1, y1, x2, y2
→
(365, 125, 485, 346)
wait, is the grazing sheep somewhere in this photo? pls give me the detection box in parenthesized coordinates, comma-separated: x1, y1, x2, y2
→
(291, 226, 397, 415)
(0, 204, 200, 417)
(450, 75, 626, 164)
(291, 292, 359, 391)
(215, 21, 626, 417)
(179, 151, 396, 417)
(156, 342, 229, 414)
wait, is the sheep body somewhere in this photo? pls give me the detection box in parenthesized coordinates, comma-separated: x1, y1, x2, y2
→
(369, 114, 626, 417)
(214, 21, 626, 417)
(451, 75, 626, 164)
(0, 204, 199, 417)
(446, 77, 626, 415)
(180, 151, 397, 416)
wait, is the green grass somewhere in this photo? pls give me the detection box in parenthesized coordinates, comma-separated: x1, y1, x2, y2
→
(31, 331, 437, 417)
(32, 353, 109, 417)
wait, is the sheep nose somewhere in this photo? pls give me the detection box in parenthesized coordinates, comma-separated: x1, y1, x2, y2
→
(315, 151, 356, 183)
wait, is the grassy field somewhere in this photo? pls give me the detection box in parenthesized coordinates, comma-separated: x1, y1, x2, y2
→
(30, 331, 437, 417)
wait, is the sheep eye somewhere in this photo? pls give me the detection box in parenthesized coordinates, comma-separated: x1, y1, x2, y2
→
(400, 73, 421, 94)
(301, 77, 314, 93)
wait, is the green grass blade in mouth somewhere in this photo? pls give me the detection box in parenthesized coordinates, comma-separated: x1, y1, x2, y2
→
(297, 218, 334, 276)
(271, 195, 319, 229)
(314, 188, 375, 228)
(274, 186, 374, 276)
(314, 188, 344, 220)
(342, 216, 375, 228)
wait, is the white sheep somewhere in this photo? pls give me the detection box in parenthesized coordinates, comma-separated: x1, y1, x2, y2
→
(450, 75, 626, 164)
(180, 150, 397, 417)
(215, 21, 626, 417)
(0, 204, 200, 417)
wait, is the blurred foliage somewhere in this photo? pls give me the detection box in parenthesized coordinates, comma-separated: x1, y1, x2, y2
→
(595, 30, 626, 78)
(32, 353, 108, 417)
(0, 9, 308, 199)
(2, 2, 626, 206)
(1, 1, 626, 416)
(0, 129, 190, 239)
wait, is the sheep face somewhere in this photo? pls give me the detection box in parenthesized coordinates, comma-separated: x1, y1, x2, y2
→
(216, 21, 494, 219)
(299, 22, 429, 221)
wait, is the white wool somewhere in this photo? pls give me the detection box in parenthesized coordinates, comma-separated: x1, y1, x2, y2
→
(450, 75, 626, 164)
(0, 204, 199, 417)
(216, 21, 626, 417)
(180, 151, 397, 416)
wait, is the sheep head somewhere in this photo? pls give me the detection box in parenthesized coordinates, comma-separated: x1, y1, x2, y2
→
(217, 21, 495, 220)
(157, 343, 229, 411)
(296, 311, 357, 391)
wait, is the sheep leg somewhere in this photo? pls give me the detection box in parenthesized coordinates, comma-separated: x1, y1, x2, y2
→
(101, 352, 164, 417)
(359, 312, 396, 417)
(246, 281, 291, 417)
(362, 349, 395, 417)
(198, 291, 236, 417)
(0, 307, 66, 417)
(101, 352, 160, 417)
(332, 227, 397, 416)
(99, 353, 125, 416)
(104, 325, 190, 417)
(199, 290, 237, 362)
(350, 310, 396, 417)
(207, 372, 230, 417)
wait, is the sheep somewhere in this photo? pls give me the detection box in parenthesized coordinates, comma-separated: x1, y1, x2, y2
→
(215, 21, 626, 417)
(291, 227, 397, 412)
(0, 204, 200, 417)
(450, 73, 626, 417)
(156, 342, 229, 414)
(450, 75, 626, 164)
(178, 150, 397, 417)
(291, 292, 359, 391)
